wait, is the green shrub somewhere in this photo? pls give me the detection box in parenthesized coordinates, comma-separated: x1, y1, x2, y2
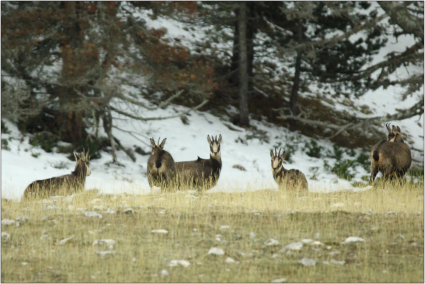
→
(330, 160, 357, 180)
(356, 152, 370, 172)
(304, 139, 324, 158)
(326, 144, 344, 161)
(1, 139, 11, 151)
(1, 120, 11, 134)
(31, 152, 41, 158)
(29, 131, 59, 153)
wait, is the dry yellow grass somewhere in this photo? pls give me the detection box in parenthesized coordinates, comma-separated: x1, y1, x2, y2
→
(1, 180, 423, 282)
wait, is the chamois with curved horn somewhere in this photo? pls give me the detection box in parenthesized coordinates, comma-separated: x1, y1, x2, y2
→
(370, 123, 411, 182)
(270, 148, 308, 190)
(386, 123, 404, 143)
(147, 137, 176, 189)
(22, 151, 91, 201)
(175, 134, 222, 191)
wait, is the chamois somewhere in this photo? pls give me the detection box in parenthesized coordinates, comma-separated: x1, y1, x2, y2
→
(370, 123, 411, 182)
(22, 151, 91, 201)
(270, 148, 308, 190)
(175, 134, 222, 191)
(386, 123, 404, 143)
(147, 138, 176, 189)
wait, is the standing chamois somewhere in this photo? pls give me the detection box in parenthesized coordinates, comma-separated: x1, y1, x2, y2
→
(175, 134, 222, 191)
(270, 148, 308, 190)
(147, 138, 176, 189)
(22, 151, 91, 201)
(370, 123, 411, 182)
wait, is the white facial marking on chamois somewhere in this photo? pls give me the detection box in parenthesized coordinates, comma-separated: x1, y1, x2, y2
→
(208, 134, 222, 158)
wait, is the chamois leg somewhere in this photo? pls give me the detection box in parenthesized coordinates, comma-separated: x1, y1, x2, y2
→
(370, 165, 379, 183)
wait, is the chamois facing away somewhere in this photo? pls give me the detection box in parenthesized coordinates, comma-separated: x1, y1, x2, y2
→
(370, 123, 411, 182)
(22, 151, 91, 201)
(147, 138, 176, 190)
(175, 134, 222, 191)
(386, 123, 404, 143)
(270, 148, 308, 190)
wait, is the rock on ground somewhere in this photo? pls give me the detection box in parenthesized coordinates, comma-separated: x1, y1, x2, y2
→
(208, 247, 225, 256)
(299, 258, 317, 267)
(342, 236, 365, 244)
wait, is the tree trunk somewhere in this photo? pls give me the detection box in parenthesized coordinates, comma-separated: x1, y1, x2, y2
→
(230, 9, 239, 87)
(247, 2, 255, 94)
(289, 20, 303, 116)
(58, 2, 87, 145)
(238, 2, 249, 126)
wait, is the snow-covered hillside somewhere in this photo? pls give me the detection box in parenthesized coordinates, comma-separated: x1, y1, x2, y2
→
(1, 4, 423, 201)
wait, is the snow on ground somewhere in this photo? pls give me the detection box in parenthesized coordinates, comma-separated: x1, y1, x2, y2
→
(2, 103, 372, 202)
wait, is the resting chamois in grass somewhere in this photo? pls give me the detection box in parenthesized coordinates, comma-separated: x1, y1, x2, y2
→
(370, 123, 411, 182)
(175, 134, 222, 191)
(22, 151, 91, 201)
(270, 148, 308, 190)
(147, 138, 176, 190)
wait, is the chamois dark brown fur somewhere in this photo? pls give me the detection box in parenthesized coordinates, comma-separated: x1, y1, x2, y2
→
(175, 134, 222, 191)
(22, 151, 91, 201)
(147, 138, 176, 189)
(370, 123, 411, 182)
(270, 148, 308, 190)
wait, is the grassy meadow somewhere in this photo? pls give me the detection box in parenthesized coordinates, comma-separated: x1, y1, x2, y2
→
(1, 180, 424, 283)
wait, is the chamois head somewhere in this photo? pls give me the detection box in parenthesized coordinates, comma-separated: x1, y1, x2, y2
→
(386, 123, 403, 143)
(150, 137, 167, 155)
(270, 148, 285, 172)
(207, 134, 222, 158)
(74, 150, 91, 176)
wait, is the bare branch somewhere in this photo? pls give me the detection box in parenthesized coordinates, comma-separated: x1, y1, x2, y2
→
(277, 98, 424, 138)
(158, 90, 184, 109)
(110, 100, 209, 121)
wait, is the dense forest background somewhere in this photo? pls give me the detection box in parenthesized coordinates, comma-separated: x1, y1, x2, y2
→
(1, 1, 424, 167)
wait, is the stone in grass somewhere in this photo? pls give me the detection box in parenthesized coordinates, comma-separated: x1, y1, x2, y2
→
(1, 219, 15, 226)
(225, 257, 236, 264)
(301, 239, 313, 244)
(2, 232, 10, 240)
(151, 229, 168, 234)
(57, 235, 75, 245)
(342, 236, 365, 244)
(103, 208, 116, 214)
(16, 216, 29, 223)
(167, 260, 190, 267)
(160, 269, 169, 276)
(92, 239, 117, 249)
(43, 204, 60, 210)
(220, 225, 231, 231)
(331, 259, 346, 265)
(272, 278, 287, 283)
(208, 247, 225, 256)
(263, 239, 280, 248)
(84, 211, 102, 218)
(123, 208, 135, 214)
(299, 258, 317, 267)
(279, 242, 303, 254)
(96, 250, 116, 258)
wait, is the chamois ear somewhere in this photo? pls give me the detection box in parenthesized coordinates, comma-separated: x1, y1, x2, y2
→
(218, 134, 222, 143)
(159, 138, 167, 149)
(74, 152, 80, 161)
(280, 151, 286, 160)
(396, 126, 401, 133)
(207, 135, 212, 144)
(270, 149, 274, 158)
(150, 138, 156, 148)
